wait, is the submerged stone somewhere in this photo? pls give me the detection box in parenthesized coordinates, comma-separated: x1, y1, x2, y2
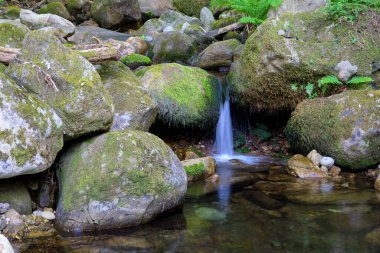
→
(195, 207, 226, 221)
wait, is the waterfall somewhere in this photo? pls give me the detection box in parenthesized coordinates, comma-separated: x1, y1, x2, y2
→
(215, 90, 234, 156)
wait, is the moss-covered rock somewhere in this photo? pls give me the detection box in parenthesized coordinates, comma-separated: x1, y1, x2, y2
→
(0, 22, 30, 48)
(5, 30, 114, 139)
(135, 63, 220, 128)
(152, 31, 196, 64)
(211, 17, 238, 29)
(3, 6, 21, 19)
(0, 72, 63, 179)
(195, 39, 241, 69)
(120, 54, 152, 69)
(173, 0, 210, 17)
(90, 0, 141, 28)
(96, 62, 158, 131)
(285, 90, 380, 170)
(55, 130, 187, 232)
(38, 2, 71, 20)
(67, 0, 90, 10)
(134, 18, 164, 36)
(0, 180, 32, 214)
(229, 10, 380, 113)
(181, 156, 216, 181)
(0, 63, 6, 73)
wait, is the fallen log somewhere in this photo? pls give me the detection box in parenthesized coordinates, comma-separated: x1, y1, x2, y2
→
(206, 22, 245, 38)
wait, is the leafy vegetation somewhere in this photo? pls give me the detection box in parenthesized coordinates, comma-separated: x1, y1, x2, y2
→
(291, 75, 374, 99)
(323, 0, 380, 22)
(210, 0, 282, 24)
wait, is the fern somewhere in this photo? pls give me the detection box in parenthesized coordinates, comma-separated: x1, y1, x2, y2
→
(210, 0, 283, 25)
(346, 76, 374, 85)
(318, 75, 343, 85)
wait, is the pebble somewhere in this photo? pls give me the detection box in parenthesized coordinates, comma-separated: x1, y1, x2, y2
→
(41, 211, 55, 220)
(320, 157, 334, 168)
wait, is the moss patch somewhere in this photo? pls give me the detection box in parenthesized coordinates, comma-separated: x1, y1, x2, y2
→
(211, 17, 239, 29)
(38, 2, 70, 19)
(185, 163, 206, 177)
(0, 23, 29, 48)
(120, 54, 152, 69)
(173, 0, 211, 17)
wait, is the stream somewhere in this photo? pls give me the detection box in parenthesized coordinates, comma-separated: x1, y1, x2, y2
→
(16, 156, 380, 253)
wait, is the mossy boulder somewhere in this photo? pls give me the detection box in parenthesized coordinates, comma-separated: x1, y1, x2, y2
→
(96, 62, 158, 131)
(5, 30, 114, 140)
(3, 6, 21, 19)
(0, 180, 32, 214)
(135, 63, 220, 128)
(173, 0, 210, 17)
(0, 72, 63, 179)
(120, 53, 152, 69)
(67, 0, 90, 10)
(211, 17, 238, 30)
(152, 31, 196, 64)
(90, 0, 141, 28)
(0, 22, 30, 48)
(285, 90, 380, 170)
(194, 39, 241, 69)
(228, 10, 380, 113)
(138, 0, 174, 17)
(38, 2, 71, 20)
(55, 130, 187, 232)
(181, 156, 216, 181)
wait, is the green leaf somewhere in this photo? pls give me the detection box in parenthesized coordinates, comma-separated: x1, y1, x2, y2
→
(347, 76, 374, 85)
(305, 83, 314, 95)
(318, 75, 343, 86)
(269, 0, 282, 8)
(290, 83, 298, 91)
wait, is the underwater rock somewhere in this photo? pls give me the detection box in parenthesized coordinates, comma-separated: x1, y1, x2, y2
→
(56, 130, 187, 233)
(195, 207, 226, 221)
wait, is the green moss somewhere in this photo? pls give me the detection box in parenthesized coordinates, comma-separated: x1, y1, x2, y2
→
(4, 6, 20, 19)
(135, 63, 220, 128)
(185, 163, 206, 177)
(211, 17, 239, 29)
(38, 2, 70, 19)
(0, 23, 29, 48)
(11, 146, 35, 167)
(120, 54, 152, 69)
(0, 63, 6, 73)
(173, 0, 211, 17)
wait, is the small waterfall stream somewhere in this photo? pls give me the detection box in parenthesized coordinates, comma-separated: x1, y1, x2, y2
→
(215, 90, 234, 157)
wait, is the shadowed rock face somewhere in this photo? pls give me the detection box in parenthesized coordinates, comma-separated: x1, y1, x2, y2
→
(285, 90, 380, 170)
(55, 130, 187, 233)
(0, 73, 63, 179)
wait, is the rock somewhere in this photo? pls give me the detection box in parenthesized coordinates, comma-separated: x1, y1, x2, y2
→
(287, 154, 328, 178)
(306, 150, 322, 167)
(55, 130, 187, 232)
(138, 0, 174, 17)
(180, 22, 211, 45)
(2, 209, 26, 237)
(320, 166, 328, 174)
(211, 17, 238, 30)
(205, 174, 219, 183)
(90, 0, 141, 28)
(200, 7, 214, 32)
(329, 165, 341, 177)
(96, 62, 158, 131)
(126, 37, 149, 55)
(6, 30, 114, 140)
(159, 10, 202, 29)
(0, 234, 15, 253)
(0, 203, 10, 214)
(0, 21, 30, 48)
(320, 157, 334, 168)
(229, 10, 380, 112)
(120, 54, 152, 69)
(67, 26, 130, 44)
(2, 6, 21, 20)
(152, 31, 196, 64)
(184, 150, 201, 160)
(37, 183, 54, 208)
(334, 60, 358, 82)
(285, 90, 380, 170)
(195, 39, 241, 69)
(66, 0, 90, 11)
(375, 175, 380, 191)
(267, 0, 327, 18)
(20, 9, 75, 37)
(134, 18, 164, 36)
(38, 2, 71, 20)
(173, 0, 210, 17)
(41, 211, 55, 220)
(366, 226, 380, 245)
(181, 156, 216, 181)
(0, 73, 63, 179)
(242, 190, 284, 210)
(135, 63, 220, 128)
(195, 207, 226, 220)
(0, 180, 32, 214)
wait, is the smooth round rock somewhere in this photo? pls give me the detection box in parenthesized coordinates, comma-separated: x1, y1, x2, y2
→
(41, 211, 55, 220)
(320, 157, 334, 168)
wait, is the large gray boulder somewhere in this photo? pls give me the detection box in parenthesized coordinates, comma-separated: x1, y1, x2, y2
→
(6, 30, 114, 139)
(0, 20, 30, 48)
(20, 9, 75, 37)
(285, 90, 380, 170)
(0, 73, 63, 179)
(96, 62, 158, 131)
(135, 63, 220, 128)
(229, 10, 380, 113)
(68, 26, 130, 44)
(90, 0, 141, 28)
(55, 130, 187, 232)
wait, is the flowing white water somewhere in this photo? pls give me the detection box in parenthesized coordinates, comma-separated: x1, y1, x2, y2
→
(215, 91, 234, 157)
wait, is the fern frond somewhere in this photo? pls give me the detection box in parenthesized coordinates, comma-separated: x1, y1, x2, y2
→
(346, 76, 374, 85)
(239, 16, 263, 24)
(318, 75, 343, 86)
